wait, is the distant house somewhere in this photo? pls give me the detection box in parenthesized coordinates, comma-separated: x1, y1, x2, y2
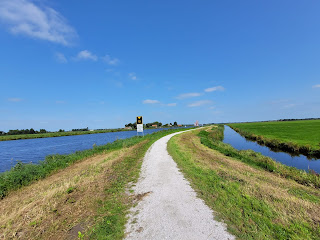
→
(124, 126, 132, 130)
(178, 124, 182, 127)
(152, 125, 158, 128)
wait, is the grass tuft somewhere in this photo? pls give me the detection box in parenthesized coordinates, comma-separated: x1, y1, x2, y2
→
(168, 127, 320, 240)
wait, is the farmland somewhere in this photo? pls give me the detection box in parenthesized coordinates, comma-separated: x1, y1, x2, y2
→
(228, 120, 320, 157)
(0, 129, 131, 141)
(168, 126, 320, 239)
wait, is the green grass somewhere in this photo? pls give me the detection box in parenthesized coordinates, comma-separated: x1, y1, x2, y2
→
(229, 120, 320, 157)
(200, 125, 320, 188)
(0, 129, 131, 141)
(0, 128, 189, 200)
(87, 128, 191, 239)
(168, 126, 320, 239)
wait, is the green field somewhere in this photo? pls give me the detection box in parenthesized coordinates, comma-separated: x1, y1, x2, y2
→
(228, 120, 320, 157)
(168, 126, 320, 239)
(0, 129, 130, 141)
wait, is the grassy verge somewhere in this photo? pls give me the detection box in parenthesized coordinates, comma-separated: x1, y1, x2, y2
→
(200, 125, 320, 188)
(0, 128, 188, 239)
(168, 126, 320, 239)
(228, 120, 320, 158)
(0, 129, 188, 199)
(0, 129, 131, 141)
(0, 134, 139, 199)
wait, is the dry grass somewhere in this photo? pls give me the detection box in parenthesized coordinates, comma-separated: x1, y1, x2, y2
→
(169, 129, 320, 238)
(0, 142, 145, 240)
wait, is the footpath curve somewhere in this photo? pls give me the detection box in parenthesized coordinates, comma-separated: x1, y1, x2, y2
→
(125, 130, 235, 240)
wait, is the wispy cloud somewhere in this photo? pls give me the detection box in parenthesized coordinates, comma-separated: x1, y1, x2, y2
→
(75, 50, 97, 61)
(312, 84, 320, 88)
(7, 98, 22, 102)
(55, 52, 67, 63)
(143, 99, 160, 104)
(269, 99, 289, 105)
(176, 92, 202, 100)
(188, 100, 212, 107)
(166, 103, 177, 107)
(283, 104, 296, 108)
(0, 0, 77, 45)
(128, 72, 137, 80)
(204, 86, 225, 92)
(103, 54, 119, 65)
(108, 80, 123, 88)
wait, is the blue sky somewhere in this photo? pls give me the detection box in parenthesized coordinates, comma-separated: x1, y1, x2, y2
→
(0, 0, 320, 131)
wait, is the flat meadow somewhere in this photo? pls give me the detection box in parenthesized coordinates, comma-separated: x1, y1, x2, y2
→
(229, 120, 320, 157)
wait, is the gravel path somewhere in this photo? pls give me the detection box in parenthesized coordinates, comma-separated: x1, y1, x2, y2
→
(125, 130, 235, 240)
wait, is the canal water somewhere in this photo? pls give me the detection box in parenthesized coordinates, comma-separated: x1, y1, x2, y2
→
(0, 128, 186, 173)
(223, 126, 320, 173)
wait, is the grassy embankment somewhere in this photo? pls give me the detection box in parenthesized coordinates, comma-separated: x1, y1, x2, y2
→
(0, 129, 130, 141)
(0, 128, 187, 239)
(228, 120, 320, 158)
(168, 125, 320, 239)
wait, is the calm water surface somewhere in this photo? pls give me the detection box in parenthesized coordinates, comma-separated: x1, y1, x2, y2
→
(223, 126, 320, 173)
(0, 128, 186, 173)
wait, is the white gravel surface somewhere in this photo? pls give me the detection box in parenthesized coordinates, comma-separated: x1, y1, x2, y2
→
(125, 130, 235, 240)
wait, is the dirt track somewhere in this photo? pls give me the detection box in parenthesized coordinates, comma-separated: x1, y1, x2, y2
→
(125, 130, 234, 240)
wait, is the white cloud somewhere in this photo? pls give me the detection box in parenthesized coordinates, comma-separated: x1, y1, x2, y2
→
(188, 100, 212, 107)
(129, 72, 137, 80)
(167, 103, 177, 107)
(103, 54, 119, 65)
(283, 104, 296, 108)
(312, 84, 320, 88)
(176, 92, 202, 99)
(55, 52, 67, 63)
(269, 99, 289, 104)
(108, 79, 123, 88)
(75, 50, 97, 61)
(0, 0, 77, 45)
(7, 98, 22, 102)
(143, 99, 160, 104)
(204, 86, 225, 92)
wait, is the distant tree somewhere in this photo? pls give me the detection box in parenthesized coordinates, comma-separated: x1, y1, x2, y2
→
(59, 129, 65, 132)
(72, 128, 89, 132)
(29, 128, 36, 134)
(39, 129, 47, 133)
(173, 121, 177, 126)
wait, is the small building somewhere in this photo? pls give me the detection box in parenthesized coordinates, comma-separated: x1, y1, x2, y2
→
(152, 125, 158, 128)
(124, 126, 132, 130)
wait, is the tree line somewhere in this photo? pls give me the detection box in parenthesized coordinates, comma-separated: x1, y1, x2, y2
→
(125, 121, 178, 129)
(0, 128, 67, 136)
(0, 128, 48, 135)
